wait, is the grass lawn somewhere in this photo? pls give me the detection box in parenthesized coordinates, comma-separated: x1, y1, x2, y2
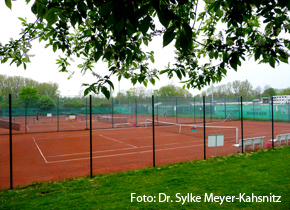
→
(1, 146, 289, 210)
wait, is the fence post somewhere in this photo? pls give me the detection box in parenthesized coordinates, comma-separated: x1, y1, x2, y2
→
(241, 96, 244, 153)
(176, 97, 178, 123)
(9, 93, 13, 189)
(194, 98, 196, 123)
(57, 97, 59, 132)
(25, 98, 27, 134)
(152, 95, 155, 167)
(86, 97, 88, 130)
(224, 98, 227, 120)
(111, 98, 114, 128)
(90, 95, 93, 178)
(271, 96, 274, 149)
(203, 96, 206, 160)
(135, 98, 137, 126)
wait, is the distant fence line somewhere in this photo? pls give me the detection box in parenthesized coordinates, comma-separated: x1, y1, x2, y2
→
(0, 95, 289, 135)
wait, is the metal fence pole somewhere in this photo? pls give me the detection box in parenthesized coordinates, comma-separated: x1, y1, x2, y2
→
(241, 96, 244, 153)
(176, 97, 178, 123)
(203, 96, 206, 160)
(194, 98, 196, 123)
(86, 97, 88, 130)
(90, 95, 93, 178)
(271, 96, 274, 149)
(135, 98, 137, 126)
(152, 95, 155, 167)
(25, 99, 27, 134)
(224, 98, 227, 120)
(9, 94, 13, 189)
(288, 101, 290, 123)
(57, 97, 60, 132)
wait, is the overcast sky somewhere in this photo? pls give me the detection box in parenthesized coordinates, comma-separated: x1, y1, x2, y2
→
(1, 1, 290, 97)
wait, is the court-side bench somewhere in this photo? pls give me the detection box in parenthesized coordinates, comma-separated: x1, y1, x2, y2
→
(232, 136, 265, 152)
(268, 134, 290, 146)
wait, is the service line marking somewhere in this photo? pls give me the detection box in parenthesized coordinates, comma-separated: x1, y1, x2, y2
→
(98, 134, 138, 148)
(45, 143, 204, 164)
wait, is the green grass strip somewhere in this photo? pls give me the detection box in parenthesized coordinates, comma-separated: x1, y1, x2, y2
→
(1, 146, 290, 210)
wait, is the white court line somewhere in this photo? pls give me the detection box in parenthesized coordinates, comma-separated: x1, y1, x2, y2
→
(46, 143, 204, 164)
(26, 126, 30, 131)
(46, 139, 202, 158)
(33, 137, 48, 163)
(98, 134, 137, 148)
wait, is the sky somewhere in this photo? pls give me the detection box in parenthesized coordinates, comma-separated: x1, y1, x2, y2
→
(1, 1, 290, 97)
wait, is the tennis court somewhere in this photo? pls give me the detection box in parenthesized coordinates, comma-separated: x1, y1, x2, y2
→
(1, 118, 289, 189)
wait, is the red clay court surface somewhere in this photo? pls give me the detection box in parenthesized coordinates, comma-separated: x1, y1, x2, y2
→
(0, 120, 289, 189)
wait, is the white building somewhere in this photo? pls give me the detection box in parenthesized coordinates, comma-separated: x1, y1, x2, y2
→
(272, 95, 290, 104)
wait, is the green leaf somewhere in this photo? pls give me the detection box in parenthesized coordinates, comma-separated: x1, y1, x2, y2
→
(5, 0, 11, 9)
(183, 23, 192, 40)
(1, 57, 9, 64)
(99, 1, 113, 16)
(163, 27, 176, 47)
(254, 49, 261, 61)
(157, 11, 170, 28)
(131, 77, 138, 85)
(229, 53, 238, 70)
(269, 56, 275, 68)
(176, 70, 182, 80)
(77, 1, 88, 18)
(106, 80, 115, 90)
(45, 8, 58, 26)
(101, 86, 110, 99)
(84, 87, 90, 96)
(140, 15, 151, 35)
(179, 31, 189, 51)
(107, 14, 115, 29)
(116, 18, 124, 33)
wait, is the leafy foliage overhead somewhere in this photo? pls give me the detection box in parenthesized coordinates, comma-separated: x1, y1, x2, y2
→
(1, 0, 290, 99)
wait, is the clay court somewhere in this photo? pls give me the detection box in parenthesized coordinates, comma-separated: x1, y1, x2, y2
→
(1, 118, 289, 189)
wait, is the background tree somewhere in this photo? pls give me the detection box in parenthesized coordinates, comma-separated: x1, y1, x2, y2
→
(0, 94, 4, 103)
(0, 74, 59, 97)
(262, 87, 277, 97)
(155, 84, 192, 97)
(253, 86, 262, 97)
(37, 82, 60, 98)
(38, 95, 56, 110)
(278, 87, 290, 95)
(1, 0, 289, 98)
(18, 86, 39, 107)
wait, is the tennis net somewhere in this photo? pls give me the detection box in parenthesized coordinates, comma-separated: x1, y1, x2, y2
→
(145, 119, 238, 143)
(97, 115, 128, 124)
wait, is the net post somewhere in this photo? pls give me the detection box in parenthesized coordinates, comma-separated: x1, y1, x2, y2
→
(271, 96, 274, 149)
(203, 96, 206, 160)
(241, 96, 244, 153)
(90, 95, 93, 178)
(9, 93, 13, 189)
(152, 95, 155, 167)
